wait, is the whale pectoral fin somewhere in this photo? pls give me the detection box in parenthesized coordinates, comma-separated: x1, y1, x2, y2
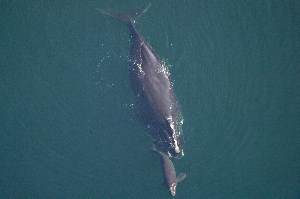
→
(176, 172, 187, 183)
(150, 144, 159, 153)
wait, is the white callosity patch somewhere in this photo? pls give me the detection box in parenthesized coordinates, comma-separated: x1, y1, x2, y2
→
(173, 138, 180, 154)
(166, 113, 181, 154)
(169, 182, 177, 196)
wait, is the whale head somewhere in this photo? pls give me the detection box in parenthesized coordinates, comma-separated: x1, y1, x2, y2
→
(163, 117, 184, 159)
(169, 182, 177, 196)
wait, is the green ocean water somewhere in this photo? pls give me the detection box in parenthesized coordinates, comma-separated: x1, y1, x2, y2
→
(1, 1, 299, 198)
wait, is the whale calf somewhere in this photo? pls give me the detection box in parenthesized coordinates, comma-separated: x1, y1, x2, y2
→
(152, 146, 186, 196)
(97, 5, 184, 158)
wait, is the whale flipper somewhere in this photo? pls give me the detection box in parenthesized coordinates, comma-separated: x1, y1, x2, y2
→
(176, 172, 187, 183)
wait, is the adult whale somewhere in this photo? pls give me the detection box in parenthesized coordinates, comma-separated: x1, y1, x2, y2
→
(98, 5, 184, 158)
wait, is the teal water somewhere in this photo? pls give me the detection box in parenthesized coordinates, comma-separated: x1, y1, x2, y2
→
(1, 1, 299, 198)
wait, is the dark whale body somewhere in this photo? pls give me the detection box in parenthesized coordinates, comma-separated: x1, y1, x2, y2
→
(98, 5, 184, 158)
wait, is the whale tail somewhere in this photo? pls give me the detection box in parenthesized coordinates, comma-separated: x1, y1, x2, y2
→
(96, 3, 151, 24)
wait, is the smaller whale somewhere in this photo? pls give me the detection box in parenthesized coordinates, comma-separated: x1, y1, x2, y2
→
(152, 146, 186, 196)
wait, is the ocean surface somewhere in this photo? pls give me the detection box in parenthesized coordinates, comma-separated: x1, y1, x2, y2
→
(1, 1, 299, 198)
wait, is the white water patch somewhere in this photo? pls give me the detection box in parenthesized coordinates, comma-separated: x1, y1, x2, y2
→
(136, 62, 145, 76)
(123, 103, 135, 110)
(156, 60, 171, 78)
(163, 60, 177, 90)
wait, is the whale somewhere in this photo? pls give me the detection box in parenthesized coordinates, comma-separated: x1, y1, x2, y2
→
(152, 146, 186, 196)
(97, 5, 184, 158)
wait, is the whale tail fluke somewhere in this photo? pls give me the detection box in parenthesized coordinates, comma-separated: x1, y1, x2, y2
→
(96, 3, 151, 24)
